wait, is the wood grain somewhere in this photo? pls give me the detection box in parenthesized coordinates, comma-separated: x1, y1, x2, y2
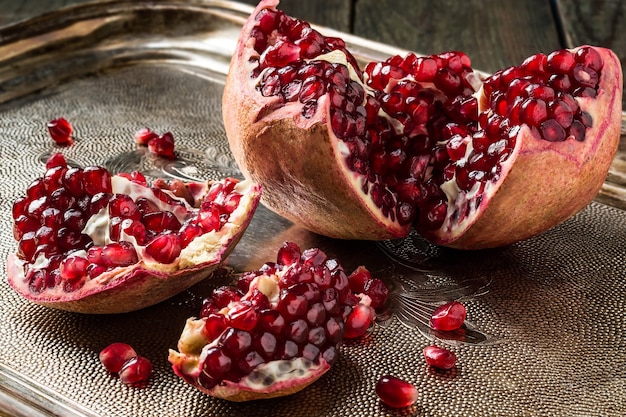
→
(353, 0, 562, 73)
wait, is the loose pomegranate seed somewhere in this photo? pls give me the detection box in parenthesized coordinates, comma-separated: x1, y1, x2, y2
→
(423, 345, 457, 370)
(118, 356, 153, 387)
(135, 127, 159, 145)
(47, 118, 74, 145)
(375, 375, 418, 408)
(148, 132, 176, 159)
(99, 342, 137, 374)
(344, 304, 373, 338)
(430, 301, 467, 331)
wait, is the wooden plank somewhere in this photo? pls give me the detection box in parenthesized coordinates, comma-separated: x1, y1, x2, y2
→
(0, 0, 83, 25)
(353, 0, 562, 74)
(555, 0, 626, 108)
(236, 0, 352, 32)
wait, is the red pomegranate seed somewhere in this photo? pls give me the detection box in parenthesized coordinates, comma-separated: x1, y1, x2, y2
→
(45, 152, 68, 169)
(135, 127, 159, 145)
(423, 345, 457, 370)
(99, 342, 137, 374)
(343, 303, 373, 338)
(375, 375, 418, 408)
(148, 132, 176, 159)
(364, 278, 389, 309)
(119, 356, 153, 387)
(145, 233, 182, 264)
(47, 118, 74, 145)
(430, 301, 467, 331)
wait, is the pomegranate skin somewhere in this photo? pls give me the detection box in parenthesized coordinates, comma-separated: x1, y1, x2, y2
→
(223, 0, 407, 241)
(423, 46, 623, 249)
(223, 0, 623, 249)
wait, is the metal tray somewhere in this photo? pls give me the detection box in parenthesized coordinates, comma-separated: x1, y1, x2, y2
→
(0, 1, 625, 416)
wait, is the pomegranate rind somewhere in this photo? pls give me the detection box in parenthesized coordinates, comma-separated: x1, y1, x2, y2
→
(223, 0, 408, 240)
(6, 180, 262, 314)
(423, 46, 623, 249)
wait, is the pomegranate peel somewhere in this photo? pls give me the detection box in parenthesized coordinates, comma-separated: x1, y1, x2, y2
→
(7, 154, 262, 314)
(169, 242, 387, 401)
(223, 0, 623, 249)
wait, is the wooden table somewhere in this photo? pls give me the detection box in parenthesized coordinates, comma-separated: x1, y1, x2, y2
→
(1, 0, 625, 107)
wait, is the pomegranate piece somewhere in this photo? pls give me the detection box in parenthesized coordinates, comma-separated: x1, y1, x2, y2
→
(375, 375, 418, 408)
(429, 301, 467, 331)
(99, 342, 137, 373)
(223, 0, 622, 248)
(47, 117, 74, 145)
(423, 345, 457, 370)
(7, 151, 262, 314)
(169, 242, 387, 402)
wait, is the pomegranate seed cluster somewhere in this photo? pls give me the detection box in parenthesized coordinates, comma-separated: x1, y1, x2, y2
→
(170, 242, 388, 395)
(483, 47, 601, 143)
(11, 152, 245, 295)
(246, 4, 603, 234)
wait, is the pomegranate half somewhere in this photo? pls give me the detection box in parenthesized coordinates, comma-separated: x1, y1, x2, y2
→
(223, 0, 623, 249)
(7, 153, 261, 314)
(169, 242, 384, 401)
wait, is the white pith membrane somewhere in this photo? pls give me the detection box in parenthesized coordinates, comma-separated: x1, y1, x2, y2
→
(168, 268, 332, 401)
(8, 175, 261, 301)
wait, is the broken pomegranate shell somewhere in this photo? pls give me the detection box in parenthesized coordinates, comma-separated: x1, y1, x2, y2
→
(6, 153, 261, 314)
(169, 242, 384, 402)
(223, 0, 623, 248)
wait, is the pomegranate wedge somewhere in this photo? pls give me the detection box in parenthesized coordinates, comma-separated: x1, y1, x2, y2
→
(169, 242, 384, 402)
(7, 153, 261, 314)
(223, 0, 622, 248)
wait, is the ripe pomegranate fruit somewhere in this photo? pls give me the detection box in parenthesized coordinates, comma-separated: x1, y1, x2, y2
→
(223, 0, 623, 248)
(375, 375, 418, 408)
(6, 153, 261, 314)
(169, 242, 386, 402)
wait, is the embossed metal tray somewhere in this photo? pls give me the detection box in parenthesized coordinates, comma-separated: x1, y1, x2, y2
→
(0, 1, 625, 416)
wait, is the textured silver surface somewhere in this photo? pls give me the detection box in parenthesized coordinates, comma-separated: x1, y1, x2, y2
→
(0, 1, 625, 416)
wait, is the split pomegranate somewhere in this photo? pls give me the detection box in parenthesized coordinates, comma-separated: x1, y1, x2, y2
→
(223, 0, 623, 248)
(429, 300, 466, 331)
(423, 345, 457, 370)
(47, 117, 74, 145)
(375, 375, 418, 408)
(6, 152, 262, 314)
(169, 242, 385, 402)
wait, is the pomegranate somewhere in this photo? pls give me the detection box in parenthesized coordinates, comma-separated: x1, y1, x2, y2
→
(223, 0, 623, 248)
(169, 242, 386, 402)
(375, 375, 418, 408)
(6, 153, 262, 314)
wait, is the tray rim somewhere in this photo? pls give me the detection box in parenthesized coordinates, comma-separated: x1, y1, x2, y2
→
(0, 1, 625, 416)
